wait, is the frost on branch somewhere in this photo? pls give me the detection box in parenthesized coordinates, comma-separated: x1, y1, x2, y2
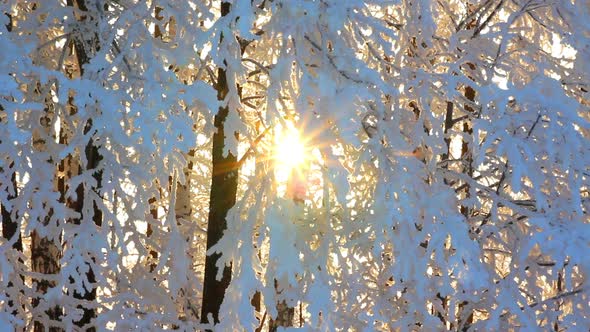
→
(1, 0, 589, 331)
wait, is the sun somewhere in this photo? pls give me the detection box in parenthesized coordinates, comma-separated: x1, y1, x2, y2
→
(273, 126, 310, 201)
(274, 127, 307, 171)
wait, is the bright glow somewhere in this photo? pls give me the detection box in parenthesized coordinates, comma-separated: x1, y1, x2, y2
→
(274, 127, 307, 172)
(273, 126, 310, 200)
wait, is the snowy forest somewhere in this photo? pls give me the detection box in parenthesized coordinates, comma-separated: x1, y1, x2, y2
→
(1, 0, 589, 331)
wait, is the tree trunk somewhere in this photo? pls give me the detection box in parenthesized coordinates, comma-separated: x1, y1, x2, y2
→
(31, 103, 63, 332)
(0, 13, 21, 250)
(66, 0, 102, 329)
(457, 83, 476, 332)
(0, 13, 24, 317)
(269, 299, 295, 332)
(200, 2, 237, 325)
(1, 164, 22, 250)
(31, 234, 62, 332)
(270, 173, 302, 331)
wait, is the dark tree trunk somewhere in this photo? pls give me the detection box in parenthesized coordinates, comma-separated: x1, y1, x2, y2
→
(269, 299, 295, 332)
(66, 0, 102, 329)
(1, 166, 22, 252)
(1, 10, 23, 272)
(1, 160, 23, 317)
(32, 103, 63, 331)
(31, 232, 63, 332)
(200, 2, 237, 326)
(31, 14, 63, 327)
(457, 83, 476, 332)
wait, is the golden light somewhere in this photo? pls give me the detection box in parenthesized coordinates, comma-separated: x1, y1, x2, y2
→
(274, 127, 307, 171)
(273, 126, 310, 201)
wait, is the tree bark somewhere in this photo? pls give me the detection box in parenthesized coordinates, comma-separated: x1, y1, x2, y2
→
(269, 299, 295, 332)
(31, 100, 63, 332)
(270, 174, 302, 331)
(1, 165, 22, 251)
(66, 0, 102, 329)
(31, 235, 62, 332)
(200, 2, 237, 325)
(1, 13, 24, 317)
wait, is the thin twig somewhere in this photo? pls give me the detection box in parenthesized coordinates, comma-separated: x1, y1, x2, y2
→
(437, 0, 458, 30)
(527, 288, 584, 309)
(236, 126, 272, 167)
(241, 95, 266, 103)
(243, 58, 271, 75)
(256, 310, 267, 332)
(457, 0, 493, 31)
(304, 35, 367, 85)
(36, 33, 71, 52)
